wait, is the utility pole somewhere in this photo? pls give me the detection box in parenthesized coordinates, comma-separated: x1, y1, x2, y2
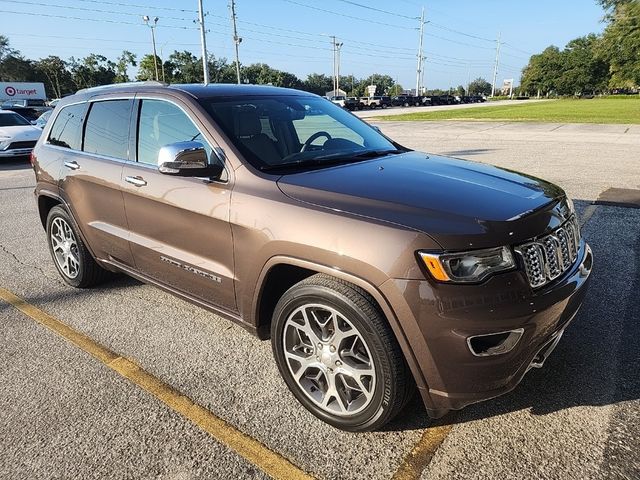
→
(491, 31, 502, 97)
(197, 0, 210, 85)
(415, 7, 425, 96)
(142, 16, 159, 81)
(466, 63, 471, 95)
(229, 0, 242, 84)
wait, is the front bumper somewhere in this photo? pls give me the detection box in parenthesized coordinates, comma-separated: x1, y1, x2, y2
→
(383, 240, 593, 417)
(0, 148, 33, 157)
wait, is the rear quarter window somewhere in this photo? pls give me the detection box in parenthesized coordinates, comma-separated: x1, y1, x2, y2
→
(48, 103, 86, 150)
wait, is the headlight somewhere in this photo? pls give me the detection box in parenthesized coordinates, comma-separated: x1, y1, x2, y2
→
(0, 138, 10, 149)
(419, 246, 515, 283)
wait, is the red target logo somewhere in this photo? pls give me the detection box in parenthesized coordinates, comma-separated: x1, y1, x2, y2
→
(4, 86, 16, 96)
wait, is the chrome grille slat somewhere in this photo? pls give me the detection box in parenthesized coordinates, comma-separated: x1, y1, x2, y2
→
(516, 216, 581, 288)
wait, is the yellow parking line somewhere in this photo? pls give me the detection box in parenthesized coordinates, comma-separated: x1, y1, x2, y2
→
(0, 287, 315, 480)
(391, 424, 453, 480)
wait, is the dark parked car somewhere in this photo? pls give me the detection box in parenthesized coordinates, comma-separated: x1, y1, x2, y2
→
(32, 83, 592, 432)
(392, 95, 419, 107)
(344, 97, 363, 111)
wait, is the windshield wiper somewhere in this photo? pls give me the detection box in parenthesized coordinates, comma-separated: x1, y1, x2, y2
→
(260, 149, 404, 173)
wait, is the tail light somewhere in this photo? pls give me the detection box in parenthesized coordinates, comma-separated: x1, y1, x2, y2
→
(29, 150, 36, 168)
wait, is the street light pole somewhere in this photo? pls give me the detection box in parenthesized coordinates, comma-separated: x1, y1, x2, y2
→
(143, 15, 159, 81)
(336, 41, 343, 95)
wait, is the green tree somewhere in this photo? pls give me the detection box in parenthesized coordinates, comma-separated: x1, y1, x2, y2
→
(167, 50, 203, 83)
(468, 77, 492, 95)
(33, 56, 74, 98)
(303, 73, 333, 95)
(598, 1, 640, 88)
(69, 54, 116, 89)
(358, 74, 394, 96)
(557, 35, 609, 94)
(454, 85, 466, 96)
(115, 51, 137, 83)
(136, 54, 164, 81)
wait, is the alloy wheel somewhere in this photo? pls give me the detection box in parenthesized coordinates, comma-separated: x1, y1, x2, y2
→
(282, 303, 376, 416)
(50, 217, 80, 279)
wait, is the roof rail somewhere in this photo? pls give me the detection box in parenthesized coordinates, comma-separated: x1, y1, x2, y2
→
(76, 81, 168, 95)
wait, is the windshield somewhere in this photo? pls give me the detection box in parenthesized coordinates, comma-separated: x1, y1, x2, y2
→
(0, 112, 31, 127)
(199, 95, 403, 172)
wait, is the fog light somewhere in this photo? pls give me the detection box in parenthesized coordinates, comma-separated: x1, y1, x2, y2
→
(467, 328, 524, 357)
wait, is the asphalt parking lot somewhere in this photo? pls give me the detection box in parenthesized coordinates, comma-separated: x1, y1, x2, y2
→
(1, 121, 638, 480)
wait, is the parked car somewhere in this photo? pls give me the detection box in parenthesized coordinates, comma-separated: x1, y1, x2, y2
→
(1, 106, 50, 124)
(362, 95, 391, 109)
(0, 110, 41, 159)
(329, 96, 346, 108)
(32, 83, 592, 432)
(391, 95, 418, 107)
(344, 97, 363, 111)
(469, 95, 487, 103)
(34, 109, 53, 129)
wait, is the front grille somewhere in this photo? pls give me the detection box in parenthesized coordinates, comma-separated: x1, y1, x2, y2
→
(516, 215, 581, 288)
(7, 141, 36, 150)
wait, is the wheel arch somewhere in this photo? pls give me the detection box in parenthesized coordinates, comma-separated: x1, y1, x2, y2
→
(37, 192, 63, 229)
(252, 256, 427, 390)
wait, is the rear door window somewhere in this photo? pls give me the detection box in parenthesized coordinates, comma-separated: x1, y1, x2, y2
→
(48, 103, 86, 150)
(83, 99, 132, 160)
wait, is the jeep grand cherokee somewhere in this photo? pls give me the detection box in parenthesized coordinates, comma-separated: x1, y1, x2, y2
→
(31, 83, 592, 431)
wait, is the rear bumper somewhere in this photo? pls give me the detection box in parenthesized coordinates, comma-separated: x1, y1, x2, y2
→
(383, 241, 593, 416)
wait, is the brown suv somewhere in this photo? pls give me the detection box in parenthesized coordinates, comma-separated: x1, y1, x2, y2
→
(31, 83, 592, 432)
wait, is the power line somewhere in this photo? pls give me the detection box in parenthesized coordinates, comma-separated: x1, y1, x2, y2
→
(429, 22, 495, 43)
(70, 0, 196, 13)
(0, 8, 197, 29)
(332, 0, 418, 20)
(0, 0, 195, 23)
(281, 0, 411, 29)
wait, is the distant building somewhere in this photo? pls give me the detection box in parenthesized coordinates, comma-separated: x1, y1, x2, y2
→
(325, 88, 347, 98)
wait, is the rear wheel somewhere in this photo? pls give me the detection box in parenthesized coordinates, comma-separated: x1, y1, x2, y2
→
(271, 274, 414, 431)
(46, 206, 111, 288)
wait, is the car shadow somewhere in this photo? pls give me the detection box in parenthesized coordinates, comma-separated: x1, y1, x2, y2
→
(0, 157, 32, 171)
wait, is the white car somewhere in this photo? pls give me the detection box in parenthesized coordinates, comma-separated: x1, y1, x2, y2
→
(0, 110, 42, 159)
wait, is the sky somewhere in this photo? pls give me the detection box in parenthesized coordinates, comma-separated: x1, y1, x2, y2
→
(1, 0, 607, 90)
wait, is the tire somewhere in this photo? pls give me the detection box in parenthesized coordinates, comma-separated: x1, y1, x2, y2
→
(271, 274, 414, 432)
(46, 205, 111, 288)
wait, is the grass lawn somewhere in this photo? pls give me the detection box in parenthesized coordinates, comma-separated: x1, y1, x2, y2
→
(378, 96, 640, 124)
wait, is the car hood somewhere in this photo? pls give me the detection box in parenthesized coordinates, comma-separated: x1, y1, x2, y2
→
(277, 151, 568, 250)
(0, 125, 41, 142)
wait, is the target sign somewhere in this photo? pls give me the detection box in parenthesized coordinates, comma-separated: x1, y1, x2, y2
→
(4, 86, 16, 96)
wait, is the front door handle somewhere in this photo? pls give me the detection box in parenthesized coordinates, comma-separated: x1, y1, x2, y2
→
(125, 175, 147, 187)
(64, 160, 80, 170)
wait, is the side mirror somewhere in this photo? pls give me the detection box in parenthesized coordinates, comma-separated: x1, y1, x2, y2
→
(157, 141, 223, 178)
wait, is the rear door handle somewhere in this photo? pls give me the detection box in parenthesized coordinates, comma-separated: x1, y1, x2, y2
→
(125, 175, 147, 187)
(63, 161, 80, 170)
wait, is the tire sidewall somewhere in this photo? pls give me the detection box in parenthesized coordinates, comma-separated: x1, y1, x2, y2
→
(271, 284, 395, 431)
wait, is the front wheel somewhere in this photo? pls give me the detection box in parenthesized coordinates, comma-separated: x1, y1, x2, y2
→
(271, 274, 414, 432)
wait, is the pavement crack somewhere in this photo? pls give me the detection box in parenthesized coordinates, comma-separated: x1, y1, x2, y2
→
(0, 242, 66, 286)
